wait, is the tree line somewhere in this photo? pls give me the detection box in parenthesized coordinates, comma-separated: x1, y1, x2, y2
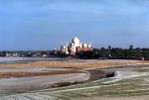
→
(78, 45, 149, 60)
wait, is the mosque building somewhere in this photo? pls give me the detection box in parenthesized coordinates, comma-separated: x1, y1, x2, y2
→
(60, 37, 93, 56)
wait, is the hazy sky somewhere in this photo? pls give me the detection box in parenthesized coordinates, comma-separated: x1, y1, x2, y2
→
(0, 0, 149, 50)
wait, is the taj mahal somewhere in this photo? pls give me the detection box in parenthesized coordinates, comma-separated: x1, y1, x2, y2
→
(60, 37, 93, 56)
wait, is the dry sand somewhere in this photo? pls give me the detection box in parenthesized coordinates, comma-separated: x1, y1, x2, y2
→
(1, 58, 149, 100)
(1, 59, 147, 80)
(0, 59, 148, 69)
(0, 70, 83, 79)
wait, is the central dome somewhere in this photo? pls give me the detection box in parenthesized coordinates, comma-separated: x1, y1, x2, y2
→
(72, 37, 80, 46)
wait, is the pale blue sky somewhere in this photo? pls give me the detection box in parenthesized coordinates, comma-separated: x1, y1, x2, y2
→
(0, 0, 149, 50)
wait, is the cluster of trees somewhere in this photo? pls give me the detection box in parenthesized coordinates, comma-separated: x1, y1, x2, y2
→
(78, 45, 149, 60)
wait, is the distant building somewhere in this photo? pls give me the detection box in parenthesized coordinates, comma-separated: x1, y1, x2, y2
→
(6, 52, 18, 57)
(61, 37, 93, 56)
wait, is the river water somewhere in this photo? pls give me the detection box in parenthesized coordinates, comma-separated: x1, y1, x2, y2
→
(0, 57, 66, 64)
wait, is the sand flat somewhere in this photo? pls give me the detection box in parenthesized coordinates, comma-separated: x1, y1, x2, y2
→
(0, 73, 89, 93)
(1, 58, 149, 100)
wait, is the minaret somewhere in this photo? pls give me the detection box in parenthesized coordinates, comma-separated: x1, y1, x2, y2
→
(65, 42, 69, 54)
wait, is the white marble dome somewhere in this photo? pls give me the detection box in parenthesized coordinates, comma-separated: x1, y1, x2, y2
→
(83, 43, 87, 47)
(72, 37, 80, 46)
(88, 43, 92, 48)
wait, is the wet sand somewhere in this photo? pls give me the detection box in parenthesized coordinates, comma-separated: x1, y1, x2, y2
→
(76, 95, 149, 100)
(0, 67, 115, 94)
(0, 73, 89, 93)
